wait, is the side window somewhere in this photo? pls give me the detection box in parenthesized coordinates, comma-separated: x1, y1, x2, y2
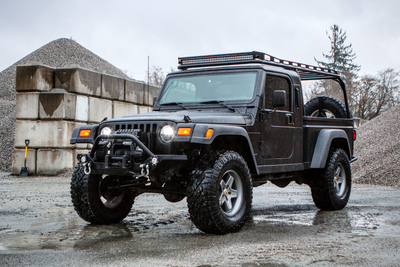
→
(264, 75, 291, 111)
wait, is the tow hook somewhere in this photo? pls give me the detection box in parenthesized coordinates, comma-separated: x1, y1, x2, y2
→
(80, 155, 92, 175)
(139, 164, 149, 176)
(139, 157, 158, 177)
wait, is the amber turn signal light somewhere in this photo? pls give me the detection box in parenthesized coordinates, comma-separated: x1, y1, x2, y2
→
(206, 129, 213, 139)
(79, 129, 91, 137)
(177, 128, 191, 136)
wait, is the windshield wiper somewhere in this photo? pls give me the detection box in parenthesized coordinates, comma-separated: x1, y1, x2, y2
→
(199, 100, 236, 112)
(159, 102, 189, 110)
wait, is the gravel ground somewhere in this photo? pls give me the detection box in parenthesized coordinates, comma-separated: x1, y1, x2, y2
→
(0, 38, 130, 172)
(352, 105, 400, 187)
(1, 172, 400, 266)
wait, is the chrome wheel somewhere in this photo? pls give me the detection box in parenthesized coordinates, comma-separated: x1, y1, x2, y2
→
(334, 163, 347, 198)
(219, 170, 244, 217)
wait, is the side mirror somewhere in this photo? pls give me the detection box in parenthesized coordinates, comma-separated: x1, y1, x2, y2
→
(153, 96, 158, 107)
(272, 90, 286, 108)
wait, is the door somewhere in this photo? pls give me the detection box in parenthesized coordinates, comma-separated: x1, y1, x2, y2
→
(260, 75, 296, 165)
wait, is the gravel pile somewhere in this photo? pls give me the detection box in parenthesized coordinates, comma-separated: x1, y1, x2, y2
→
(352, 105, 400, 187)
(0, 38, 131, 172)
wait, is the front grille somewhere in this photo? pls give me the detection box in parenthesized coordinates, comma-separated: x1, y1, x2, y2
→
(113, 123, 158, 151)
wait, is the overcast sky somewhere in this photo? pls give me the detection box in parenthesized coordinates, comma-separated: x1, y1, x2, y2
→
(1, 0, 399, 81)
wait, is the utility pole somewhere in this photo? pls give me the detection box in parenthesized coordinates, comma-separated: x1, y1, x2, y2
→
(147, 56, 150, 106)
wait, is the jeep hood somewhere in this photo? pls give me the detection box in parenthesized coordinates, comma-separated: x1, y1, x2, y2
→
(107, 110, 252, 125)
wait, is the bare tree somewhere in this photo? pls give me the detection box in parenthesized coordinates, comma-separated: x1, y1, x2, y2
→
(376, 68, 400, 108)
(352, 69, 399, 120)
(353, 75, 376, 119)
(147, 65, 165, 86)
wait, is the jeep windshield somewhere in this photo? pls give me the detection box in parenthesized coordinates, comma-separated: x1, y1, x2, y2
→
(158, 72, 257, 106)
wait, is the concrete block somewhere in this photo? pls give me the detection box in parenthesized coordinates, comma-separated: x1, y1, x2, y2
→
(16, 65, 55, 92)
(15, 92, 39, 119)
(88, 97, 112, 123)
(138, 105, 150, 114)
(143, 84, 161, 105)
(36, 149, 74, 175)
(113, 101, 138, 118)
(75, 95, 89, 122)
(102, 74, 125, 100)
(125, 80, 144, 104)
(39, 89, 76, 120)
(14, 120, 75, 149)
(55, 67, 101, 96)
(12, 149, 36, 175)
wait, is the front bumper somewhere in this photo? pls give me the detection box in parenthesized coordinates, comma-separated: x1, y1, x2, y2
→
(79, 133, 187, 176)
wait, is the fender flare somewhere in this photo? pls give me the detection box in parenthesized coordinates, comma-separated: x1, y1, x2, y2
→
(190, 124, 259, 174)
(310, 129, 351, 169)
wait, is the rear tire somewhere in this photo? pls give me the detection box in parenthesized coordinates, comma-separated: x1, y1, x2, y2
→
(70, 164, 134, 224)
(187, 151, 253, 234)
(310, 148, 351, 210)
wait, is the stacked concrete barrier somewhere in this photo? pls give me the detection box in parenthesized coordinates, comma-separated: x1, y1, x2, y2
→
(12, 64, 160, 175)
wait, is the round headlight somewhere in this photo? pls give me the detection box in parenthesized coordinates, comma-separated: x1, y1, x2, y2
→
(160, 125, 175, 142)
(100, 126, 113, 136)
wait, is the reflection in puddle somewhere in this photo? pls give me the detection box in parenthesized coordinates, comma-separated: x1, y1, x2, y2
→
(253, 212, 316, 226)
(0, 206, 196, 251)
(252, 207, 381, 233)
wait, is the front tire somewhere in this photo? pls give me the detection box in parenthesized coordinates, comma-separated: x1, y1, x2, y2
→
(310, 148, 351, 210)
(70, 164, 134, 224)
(187, 151, 253, 234)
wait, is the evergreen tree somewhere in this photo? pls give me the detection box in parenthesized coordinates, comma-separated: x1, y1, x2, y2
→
(315, 24, 360, 72)
(309, 25, 361, 113)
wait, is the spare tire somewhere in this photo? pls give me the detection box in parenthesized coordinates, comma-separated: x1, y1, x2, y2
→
(304, 96, 348, 118)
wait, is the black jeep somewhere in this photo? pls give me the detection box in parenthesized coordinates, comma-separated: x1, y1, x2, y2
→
(70, 51, 356, 234)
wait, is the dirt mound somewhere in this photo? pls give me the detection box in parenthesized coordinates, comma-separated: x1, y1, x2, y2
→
(352, 105, 400, 187)
(0, 38, 130, 172)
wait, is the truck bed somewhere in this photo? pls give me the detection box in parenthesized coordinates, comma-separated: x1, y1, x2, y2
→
(303, 116, 354, 167)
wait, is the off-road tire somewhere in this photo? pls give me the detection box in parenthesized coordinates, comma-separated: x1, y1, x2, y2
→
(305, 96, 348, 118)
(187, 151, 253, 234)
(70, 164, 134, 224)
(310, 148, 351, 210)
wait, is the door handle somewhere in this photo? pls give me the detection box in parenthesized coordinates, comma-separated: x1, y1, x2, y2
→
(286, 114, 294, 125)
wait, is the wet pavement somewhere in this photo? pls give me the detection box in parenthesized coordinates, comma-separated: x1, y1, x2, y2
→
(1, 172, 400, 266)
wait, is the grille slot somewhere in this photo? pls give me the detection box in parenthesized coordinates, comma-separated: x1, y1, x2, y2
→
(114, 123, 158, 149)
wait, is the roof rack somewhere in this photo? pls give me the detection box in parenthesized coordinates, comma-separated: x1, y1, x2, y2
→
(178, 51, 340, 80)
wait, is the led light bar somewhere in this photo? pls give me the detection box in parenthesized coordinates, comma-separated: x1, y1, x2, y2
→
(178, 51, 339, 77)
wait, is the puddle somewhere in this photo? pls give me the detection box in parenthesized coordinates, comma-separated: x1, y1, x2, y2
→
(0, 201, 197, 251)
(252, 206, 383, 235)
(253, 211, 316, 226)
